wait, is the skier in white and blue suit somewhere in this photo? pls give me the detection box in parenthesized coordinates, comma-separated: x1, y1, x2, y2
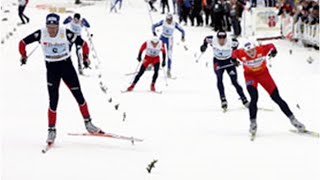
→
(152, 13, 185, 77)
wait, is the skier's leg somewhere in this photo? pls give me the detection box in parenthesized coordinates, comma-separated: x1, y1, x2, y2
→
(133, 64, 147, 85)
(270, 88, 306, 131)
(226, 66, 248, 104)
(61, 59, 89, 118)
(247, 85, 259, 120)
(214, 62, 226, 100)
(152, 62, 160, 83)
(167, 37, 173, 72)
(46, 62, 62, 128)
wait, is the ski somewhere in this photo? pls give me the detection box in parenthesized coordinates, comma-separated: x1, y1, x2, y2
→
(151, 90, 163, 94)
(222, 108, 227, 113)
(250, 133, 256, 141)
(41, 143, 54, 154)
(289, 129, 320, 138)
(121, 90, 130, 93)
(121, 90, 163, 94)
(68, 132, 144, 144)
(125, 72, 138, 76)
(167, 76, 177, 80)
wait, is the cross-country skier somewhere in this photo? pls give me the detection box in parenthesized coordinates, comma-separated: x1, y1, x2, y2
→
(232, 40, 306, 135)
(18, 0, 30, 24)
(148, 0, 158, 12)
(63, 13, 90, 75)
(152, 13, 185, 78)
(200, 30, 249, 111)
(126, 37, 166, 92)
(18, 13, 104, 145)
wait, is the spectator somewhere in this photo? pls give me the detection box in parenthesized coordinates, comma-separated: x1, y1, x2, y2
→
(161, 0, 170, 14)
(230, 0, 244, 36)
(180, 0, 192, 25)
(190, 0, 204, 26)
(203, 0, 215, 27)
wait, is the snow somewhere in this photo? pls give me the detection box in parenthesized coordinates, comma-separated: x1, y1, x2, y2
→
(1, 0, 320, 180)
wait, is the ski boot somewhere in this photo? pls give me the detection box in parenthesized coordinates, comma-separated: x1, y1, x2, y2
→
(221, 97, 228, 111)
(79, 68, 84, 75)
(241, 97, 250, 108)
(84, 118, 104, 134)
(127, 84, 135, 92)
(167, 69, 172, 78)
(151, 83, 156, 92)
(46, 127, 56, 144)
(289, 116, 306, 132)
(249, 121, 257, 135)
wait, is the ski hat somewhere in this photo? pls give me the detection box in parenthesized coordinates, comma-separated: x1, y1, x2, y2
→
(243, 39, 256, 51)
(46, 13, 60, 25)
(217, 30, 227, 39)
(74, 13, 81, 20)
(166, 13, 173, 20)
(151, 37, 160, 43)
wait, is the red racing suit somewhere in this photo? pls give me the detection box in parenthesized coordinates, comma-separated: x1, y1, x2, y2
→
(232, 43, 277, 95)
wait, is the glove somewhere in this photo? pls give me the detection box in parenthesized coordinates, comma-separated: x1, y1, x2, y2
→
(231, 59, 240, 67)
(181, 37, 185, 42)
(162, 60, 166, 67)
(269, 49, 277, 58)
(20, 56, 27, 65)
(83, 54, 90, 68)
(200, 45, 207, 53)
(153, 32, 157, 37)
(137, 52, 142, 62)
(162, 53, 166, 67)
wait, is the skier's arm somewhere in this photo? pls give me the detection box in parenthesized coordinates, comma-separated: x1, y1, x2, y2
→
(66, 29, 89, 61)
(63, 16, 72, 24)
(175, 22, 185, 39)
(19, 29, 41, 58)
(137, 42, 147, 61)
(81, 18, 90, 28)
(152, 20, 163, 36)
(200, 35, 213, 52)
(263, 43, 277, 57)
(231, 49, 241, 61)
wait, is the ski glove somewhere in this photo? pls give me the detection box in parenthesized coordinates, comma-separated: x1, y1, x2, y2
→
(137, 52, 142, 62)
(269, 49, 277, 58)
(20, 56, 27, 65)
(200, 45, 207, 53)
(83, 54, 90, 68)
(153, 32, 157, 37)
(231, 59, 240, 67)
(162, 60, 166, 67)
(162, 53, 166, 67)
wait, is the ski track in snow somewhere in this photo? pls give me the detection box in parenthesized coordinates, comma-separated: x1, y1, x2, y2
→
(1, 0, 319, 180)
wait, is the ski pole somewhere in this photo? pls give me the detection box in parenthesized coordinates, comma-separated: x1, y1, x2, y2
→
(216, 63, 237, 70)
(21, 44, 40, 66)
(130, 61, 142, 84)
(27, 44, 39, 58)
(195, 53, 204, 63)
(162, 68, 168, 86)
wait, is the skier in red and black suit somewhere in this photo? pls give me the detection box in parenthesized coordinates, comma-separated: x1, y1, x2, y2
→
(232, 40, 306, 135)
(127, 37, 166, 92)
(18, 13, 104, 145)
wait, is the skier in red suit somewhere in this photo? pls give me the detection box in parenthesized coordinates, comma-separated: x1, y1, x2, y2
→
(231, 40, 306, 135)
(127, 37, 166, 92)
